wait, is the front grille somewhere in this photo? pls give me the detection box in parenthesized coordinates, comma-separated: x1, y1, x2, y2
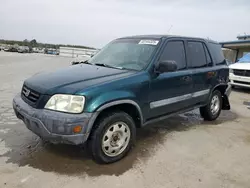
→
(233, 69, 250, 77)
(21, 85, 40, 104)
(234, 80, 250, 85)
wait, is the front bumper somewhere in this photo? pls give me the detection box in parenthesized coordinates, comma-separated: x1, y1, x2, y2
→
(229, 73, 250, 88)
(13, 94, 94, 145)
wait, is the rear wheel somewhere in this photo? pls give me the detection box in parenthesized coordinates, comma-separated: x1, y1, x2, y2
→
(88, 111, 136, 164)
(200, 90, 222, 121)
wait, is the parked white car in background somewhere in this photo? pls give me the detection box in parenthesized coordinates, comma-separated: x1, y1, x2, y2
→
(229, 53, 250, 88)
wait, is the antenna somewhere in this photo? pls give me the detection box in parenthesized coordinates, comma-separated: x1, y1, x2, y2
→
(167, 25, 173, 34)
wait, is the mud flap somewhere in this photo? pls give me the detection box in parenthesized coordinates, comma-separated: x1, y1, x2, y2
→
(222, 85, 231, 110)
(222, 95, 230, 110)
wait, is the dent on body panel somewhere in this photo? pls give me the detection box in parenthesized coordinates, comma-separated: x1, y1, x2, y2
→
(216, 66, 229, 85)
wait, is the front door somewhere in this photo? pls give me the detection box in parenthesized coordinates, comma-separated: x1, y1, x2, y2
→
(148, 40, 193, 119)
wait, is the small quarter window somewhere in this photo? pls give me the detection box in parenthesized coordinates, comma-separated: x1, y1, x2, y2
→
(207, 43, 226, 65)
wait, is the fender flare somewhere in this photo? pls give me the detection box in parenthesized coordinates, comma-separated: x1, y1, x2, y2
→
(210, 83, 231, 110)
(86, 100, 144, 134)
(212, 83, 228, 92)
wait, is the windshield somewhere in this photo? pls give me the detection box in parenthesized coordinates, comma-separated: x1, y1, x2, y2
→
(88, 38, 159, 71)
(237, 53, 250, 63)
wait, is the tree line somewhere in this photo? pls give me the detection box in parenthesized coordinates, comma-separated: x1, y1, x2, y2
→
(0, 39, 96, 50)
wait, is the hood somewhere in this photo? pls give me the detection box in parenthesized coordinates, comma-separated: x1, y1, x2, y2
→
(229, 62, 250, 70)
(24, 64, 134, 95)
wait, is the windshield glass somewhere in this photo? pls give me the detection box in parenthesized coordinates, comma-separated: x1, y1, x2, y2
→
(88, 38, 159, 71)
(237, 53, 250, 63)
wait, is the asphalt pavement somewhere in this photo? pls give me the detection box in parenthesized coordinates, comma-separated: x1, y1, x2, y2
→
(1, 51, 250, 188)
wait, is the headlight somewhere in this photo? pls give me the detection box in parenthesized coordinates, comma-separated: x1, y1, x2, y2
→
(45, 94, 85, 113)
(229, 69, 233, 74)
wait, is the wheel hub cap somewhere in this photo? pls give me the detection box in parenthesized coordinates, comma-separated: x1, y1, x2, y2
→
(102, 122, 131, 157)
(210, 95, 220, 115)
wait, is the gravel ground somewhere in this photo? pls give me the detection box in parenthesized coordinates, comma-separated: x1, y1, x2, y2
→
(0, 51, 250, 188)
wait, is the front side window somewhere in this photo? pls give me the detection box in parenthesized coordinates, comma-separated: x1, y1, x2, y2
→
(188, 42, 207, 68)
(88, 39, 159, 71)
(159, 41, 186, 70)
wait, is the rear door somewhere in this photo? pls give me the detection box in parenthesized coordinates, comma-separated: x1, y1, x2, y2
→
(186, 41, 214, 105)
(148, 40, 194, 119)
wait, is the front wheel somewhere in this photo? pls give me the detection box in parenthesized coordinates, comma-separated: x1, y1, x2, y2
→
(88, 111, 136, 164)
(200, 90, 222, 121)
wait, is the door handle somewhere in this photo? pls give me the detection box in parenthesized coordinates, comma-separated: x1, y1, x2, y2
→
(181, 76, 192, 82)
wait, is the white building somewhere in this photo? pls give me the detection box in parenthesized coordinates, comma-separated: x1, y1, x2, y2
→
(59, 46, 98, 58)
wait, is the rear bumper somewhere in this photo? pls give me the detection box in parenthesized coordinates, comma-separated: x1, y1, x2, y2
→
(229, 73, 250, 88)
(13, 94, 94, 145)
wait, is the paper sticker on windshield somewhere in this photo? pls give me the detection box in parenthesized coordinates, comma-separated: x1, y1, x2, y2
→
(138, 40, 159, 45)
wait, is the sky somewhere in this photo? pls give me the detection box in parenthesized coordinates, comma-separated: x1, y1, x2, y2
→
(0, 0, 250, 48)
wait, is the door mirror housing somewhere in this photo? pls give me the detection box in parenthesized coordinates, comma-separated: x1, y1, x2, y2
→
(155, 60, 178, 74)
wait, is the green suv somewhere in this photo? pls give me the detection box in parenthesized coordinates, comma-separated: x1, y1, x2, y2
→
(13, 35, 231, 163)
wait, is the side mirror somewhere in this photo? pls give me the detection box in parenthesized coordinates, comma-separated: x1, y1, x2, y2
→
(155, 60, 177, 74)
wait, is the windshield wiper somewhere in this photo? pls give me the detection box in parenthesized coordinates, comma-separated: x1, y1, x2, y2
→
(72, 60, 93, 65)
(94, 63, 123, 69)
(83, 60, 92, 65)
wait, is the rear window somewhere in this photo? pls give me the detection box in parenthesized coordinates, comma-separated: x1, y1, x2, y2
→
(208, 43, 226, 65)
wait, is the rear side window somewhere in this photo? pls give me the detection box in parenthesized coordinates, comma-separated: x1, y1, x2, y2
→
(208, 43, 226, 65)
(160, 41, 186, 70)
(187, 42, 207, 68)
(203, 44, 213, 66)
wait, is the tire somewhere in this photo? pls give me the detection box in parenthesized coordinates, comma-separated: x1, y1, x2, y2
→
(88, 111, 136, 164)
(200, 90, 222, 121)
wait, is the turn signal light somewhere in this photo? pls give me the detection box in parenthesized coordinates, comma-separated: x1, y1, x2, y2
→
(73, 125, 82, 133)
